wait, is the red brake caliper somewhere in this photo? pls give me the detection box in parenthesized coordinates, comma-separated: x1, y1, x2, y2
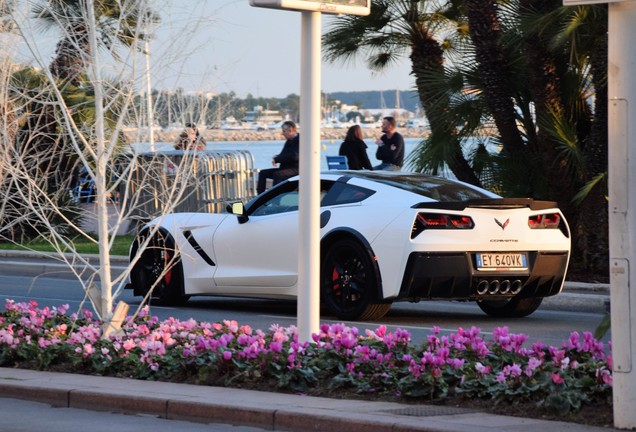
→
(164, 250, 173, 285)
(331, 267, 341, 297)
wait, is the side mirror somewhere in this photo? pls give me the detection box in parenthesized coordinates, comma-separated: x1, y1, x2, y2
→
(228, 202, 244, 215)
(227, 201, 248, 224)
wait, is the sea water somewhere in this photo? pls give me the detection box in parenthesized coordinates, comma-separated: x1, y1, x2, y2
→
(132, 137, 425, 171)
(130, 136, 498, 175)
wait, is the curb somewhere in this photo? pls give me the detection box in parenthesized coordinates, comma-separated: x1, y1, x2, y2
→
(0, 368, 617, 432)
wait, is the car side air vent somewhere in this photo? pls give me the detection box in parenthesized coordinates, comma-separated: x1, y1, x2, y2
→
(183, 230, 216, 266)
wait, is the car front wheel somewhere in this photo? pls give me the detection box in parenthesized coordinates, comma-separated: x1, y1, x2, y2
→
(321, 238, 391, 321)
(477, 296, 543, 318)
(130, 228, 190, 306)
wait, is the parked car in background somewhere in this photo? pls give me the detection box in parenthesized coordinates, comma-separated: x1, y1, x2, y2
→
(267, 120, 287, 130)
(247, 122, 267, 131)
(128, 171, 571, 321)
(405, 118, 429, 129)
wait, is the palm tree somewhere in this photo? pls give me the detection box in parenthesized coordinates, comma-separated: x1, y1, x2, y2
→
(4, 1, 158, 241)
(529, 3, 608, 274)
(32, 0, 158, 84)
(323, 0, 480, 185)
(464, 0, 525, 156)
(325, 1, 608, 274)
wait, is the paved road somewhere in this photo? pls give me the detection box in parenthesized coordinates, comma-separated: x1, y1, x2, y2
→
(0, 273, 610, 347)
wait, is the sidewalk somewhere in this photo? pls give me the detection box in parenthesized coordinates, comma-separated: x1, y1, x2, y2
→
(0, 367, 618, 432)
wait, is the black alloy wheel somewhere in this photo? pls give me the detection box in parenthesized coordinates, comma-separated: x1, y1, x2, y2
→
(130, 228, 190, 306)
(321, 238, 391, 321)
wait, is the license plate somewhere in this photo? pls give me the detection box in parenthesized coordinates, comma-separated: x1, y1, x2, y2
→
(476, 253, 527, 270)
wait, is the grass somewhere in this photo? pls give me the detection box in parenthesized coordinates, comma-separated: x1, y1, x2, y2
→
(0, 235, 134, 256)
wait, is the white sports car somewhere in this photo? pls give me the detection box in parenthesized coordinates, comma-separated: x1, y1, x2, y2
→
(128, 171, 571, 320)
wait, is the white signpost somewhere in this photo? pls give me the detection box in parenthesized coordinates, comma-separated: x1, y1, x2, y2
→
(250, 0, 370, 15)
(250, 1, 370, 344)
(607, 2, 636, 427)
(565, 0, 636, 428)
(563, 0, 626, 3)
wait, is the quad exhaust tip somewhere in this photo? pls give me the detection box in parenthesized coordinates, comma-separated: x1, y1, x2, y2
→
(476, 279, 523, 296)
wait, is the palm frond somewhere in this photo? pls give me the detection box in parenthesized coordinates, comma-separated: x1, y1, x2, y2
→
(572, 172, 606, 206)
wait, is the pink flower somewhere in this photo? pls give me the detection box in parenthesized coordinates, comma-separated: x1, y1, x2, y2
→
(223, 350, 233, 361)
(475, 362, 491, 376)
(447, 358, 465, 369)
(503, 363, 522, 379)
(551, 373, 564, 385)
(82, 343, 95, 357)
(123, 339, 136, 351)
(525, 357, 543, 377)
(597, 367, 613, 386)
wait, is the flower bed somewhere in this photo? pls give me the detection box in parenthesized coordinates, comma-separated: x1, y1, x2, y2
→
(0, 299, 612, 419)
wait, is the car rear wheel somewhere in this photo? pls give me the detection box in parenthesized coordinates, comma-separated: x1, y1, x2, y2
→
(477, 296, 543, 318)
(130, 228, 190, 306)
(321, 239, 391, 320)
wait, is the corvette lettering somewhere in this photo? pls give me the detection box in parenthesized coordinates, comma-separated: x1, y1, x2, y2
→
(490, 239, 518, 242)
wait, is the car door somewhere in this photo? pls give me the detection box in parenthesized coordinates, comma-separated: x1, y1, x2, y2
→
(212, 182, 301, 289)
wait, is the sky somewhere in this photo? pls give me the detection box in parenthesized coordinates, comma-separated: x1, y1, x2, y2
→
(7, 0, 413, 99)
(147, 0, 414, 98)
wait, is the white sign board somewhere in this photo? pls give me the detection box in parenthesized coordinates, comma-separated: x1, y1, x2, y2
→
(250, 0, 371, 15)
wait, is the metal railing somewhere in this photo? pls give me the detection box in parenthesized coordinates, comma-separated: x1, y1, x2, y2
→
(118, 150, 258, 221)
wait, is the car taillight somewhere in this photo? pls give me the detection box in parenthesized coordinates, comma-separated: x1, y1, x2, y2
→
(411, 213, 474, 239)
(528, 213, 560, 229)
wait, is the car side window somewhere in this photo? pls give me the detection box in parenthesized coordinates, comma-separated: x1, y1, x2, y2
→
(248, 180, 336, 216)
(322, 182, 375, 206)
(251, 190, 299, 216)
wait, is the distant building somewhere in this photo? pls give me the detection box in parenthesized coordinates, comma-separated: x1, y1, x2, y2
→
(243, 106, 284, 124)
(359, 108, 414, 125)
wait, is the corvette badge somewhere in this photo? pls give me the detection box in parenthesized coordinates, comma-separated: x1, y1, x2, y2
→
(495, 218, 510, 230)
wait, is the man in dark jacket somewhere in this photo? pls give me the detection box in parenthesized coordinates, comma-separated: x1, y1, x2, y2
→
(374, 116, 404, 170)
(257, 120, 300, 194)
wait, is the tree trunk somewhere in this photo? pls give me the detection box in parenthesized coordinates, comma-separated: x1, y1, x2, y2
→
(580, 27, 609, 276)
(410, 33, 481, 186)
(465, 0, 525, 156)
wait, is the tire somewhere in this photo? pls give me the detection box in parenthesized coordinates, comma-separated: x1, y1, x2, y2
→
(477, 296, 543, 318)
(321, 238, 391, 321)
(130, 228, 190, 306)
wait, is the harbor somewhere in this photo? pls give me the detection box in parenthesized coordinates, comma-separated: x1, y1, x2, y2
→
(124, 124, 430, 145)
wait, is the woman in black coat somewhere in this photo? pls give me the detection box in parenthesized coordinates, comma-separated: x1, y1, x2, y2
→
(338, 124, 373, 170)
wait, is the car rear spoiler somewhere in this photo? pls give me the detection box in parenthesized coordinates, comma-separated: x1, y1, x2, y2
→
(412, 198, 559, 211)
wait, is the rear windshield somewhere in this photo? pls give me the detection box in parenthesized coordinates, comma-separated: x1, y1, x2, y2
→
(351, 172, 495, 202)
